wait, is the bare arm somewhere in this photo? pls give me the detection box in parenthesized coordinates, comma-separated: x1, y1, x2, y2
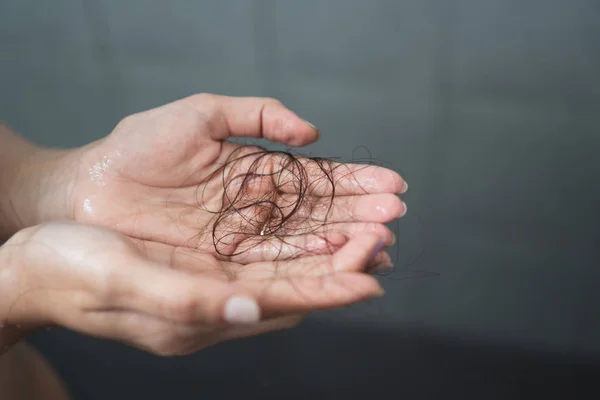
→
(0, 341, 70, 400)
(0, 124, 71, 399)
(0, 123, 76, 241)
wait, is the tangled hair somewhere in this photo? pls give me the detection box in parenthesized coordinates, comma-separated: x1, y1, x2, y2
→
(192, 145, 366, 262)
(177, 144, 434, 282)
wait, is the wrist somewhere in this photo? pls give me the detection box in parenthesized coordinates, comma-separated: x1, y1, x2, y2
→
(0, 239, 29, 355)
(0, 233, 50, 343)
(0, 125, 81, 240)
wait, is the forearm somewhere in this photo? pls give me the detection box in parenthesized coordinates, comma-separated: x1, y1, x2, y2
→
(0, 235, 26, 357)
(0, 123, 76, 240)
(0, 341, 33, 398)
(0, 341, 71, 400)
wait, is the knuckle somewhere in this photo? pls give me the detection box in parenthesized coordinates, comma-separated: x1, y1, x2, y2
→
(151, 334, 183, 357)
(191, 92, 214, 102)
(263, 97, 282, 106)
(94, 266, 122, 303)
(188, 93, 217, 111)
(149, 326, 202, 357)
(186, 93, 221, 125)
(115, 113, 139, 130)
(7, 225, 43, 245)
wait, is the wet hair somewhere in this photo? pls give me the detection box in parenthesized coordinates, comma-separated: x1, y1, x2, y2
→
(192, 145, 367, 263)
(185, 144, 434, 281)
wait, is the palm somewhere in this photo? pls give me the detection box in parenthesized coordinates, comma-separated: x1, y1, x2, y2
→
(70, 94, 405, 268)
(72, 98, 236, 251)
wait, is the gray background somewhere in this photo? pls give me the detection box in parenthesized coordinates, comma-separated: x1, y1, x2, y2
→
(1, 0, 600, 399)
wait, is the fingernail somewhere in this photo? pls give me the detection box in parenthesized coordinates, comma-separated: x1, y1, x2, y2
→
(369, 240, 386, 263)
(401, 201, 407, 217)
(374, 287, 386, 297)
(390, 233, 396, 246)
(370, 262, 394, 274)
(305, 120, 317, 130)
(401, 181, 408, 194)
(224, 296, 261, 324)
(305, 120, 320, 138)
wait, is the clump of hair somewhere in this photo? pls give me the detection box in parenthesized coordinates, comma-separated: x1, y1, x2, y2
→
(192, 145, 366, 262)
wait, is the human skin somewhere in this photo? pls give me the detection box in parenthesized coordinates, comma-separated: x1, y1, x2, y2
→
(0, 94, 407, 397)
(0, 341, 70, 400)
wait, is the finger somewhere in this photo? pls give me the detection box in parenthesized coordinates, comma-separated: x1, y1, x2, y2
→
(244, 271, 384, 320)
(220, 150, 407, 196)
(112, 258, 259, 325)
(227, 230, 349, 264)
(226, 222, 395, 264)
(185, 94, 320, 146)
(243, 233, 384, 275)
(366, 251, 394, 274)
(331, 233, 386, 273)
(142, 228, 392, 280)
(233, 248, 393, 285)
(133, 239, 384, 321)
(281, 161, 407, 196)
(232, 234, 386, 318)
(277, 192, 406, 223)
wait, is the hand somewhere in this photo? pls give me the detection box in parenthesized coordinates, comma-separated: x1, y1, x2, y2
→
(0, 221, 387, 355)
(52, 94, 407, 263)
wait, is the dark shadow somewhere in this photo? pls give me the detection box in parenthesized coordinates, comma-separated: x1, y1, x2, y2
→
(27, 320, 600, 400)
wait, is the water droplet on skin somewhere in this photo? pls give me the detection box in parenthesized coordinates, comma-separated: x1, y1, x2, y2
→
(89, 156, 113, 186)
(82, 197, 96, 216)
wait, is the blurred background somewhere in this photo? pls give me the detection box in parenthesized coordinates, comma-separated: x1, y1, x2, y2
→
(1, 0, 600, 398)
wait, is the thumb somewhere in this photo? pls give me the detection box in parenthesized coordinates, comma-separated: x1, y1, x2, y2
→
(185, 93, 320, 147)
(114, 259, 262, 326)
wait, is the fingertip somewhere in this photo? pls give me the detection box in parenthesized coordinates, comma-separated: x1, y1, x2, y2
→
(282, 117, 320, 147)
(338, 273, 386, 300)
(265, 104, 319, 146)
(363, 275, 386, 297)
(333, 233, 384, 272)
(304, 120, 321, 141)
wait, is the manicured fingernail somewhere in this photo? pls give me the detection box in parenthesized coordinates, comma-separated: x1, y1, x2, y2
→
(224, 296, 261, 324)
(369, 240, 386, 262)
(305, 120, 320, 138)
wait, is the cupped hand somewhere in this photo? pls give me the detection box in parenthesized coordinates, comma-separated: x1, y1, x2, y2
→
(58, 94, 407, 263)
(0, 221, 387, 355)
